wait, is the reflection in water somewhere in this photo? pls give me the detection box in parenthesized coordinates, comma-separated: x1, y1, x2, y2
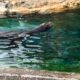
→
(0, 11, 80, 72)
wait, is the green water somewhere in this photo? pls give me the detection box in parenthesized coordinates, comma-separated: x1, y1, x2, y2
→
(0, 10, 80, 72)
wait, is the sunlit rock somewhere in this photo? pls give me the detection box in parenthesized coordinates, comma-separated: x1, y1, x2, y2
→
(0, 2, 7, 17)
(0, 0, 80, 17)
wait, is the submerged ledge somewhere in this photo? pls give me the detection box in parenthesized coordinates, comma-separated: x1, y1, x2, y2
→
(0, 68, 80, 80)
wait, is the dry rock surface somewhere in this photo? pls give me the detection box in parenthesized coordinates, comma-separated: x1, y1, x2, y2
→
(0, 68, 80, 80)
(0, 0, 80, 17)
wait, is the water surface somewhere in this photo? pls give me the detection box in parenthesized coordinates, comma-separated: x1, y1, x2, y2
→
(0, 11, 80, 72)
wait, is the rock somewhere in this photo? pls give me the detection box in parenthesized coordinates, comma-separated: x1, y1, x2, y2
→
(8, 0, 80, 13)
(0, 2, 7, 17)
(0, 0, 80, 17)
(0, 68, 80, 80)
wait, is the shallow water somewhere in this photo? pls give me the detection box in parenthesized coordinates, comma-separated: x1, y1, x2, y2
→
(0, 11, 80, 72)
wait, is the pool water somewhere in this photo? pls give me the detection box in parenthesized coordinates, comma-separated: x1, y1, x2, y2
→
(0, 10, 80, 72)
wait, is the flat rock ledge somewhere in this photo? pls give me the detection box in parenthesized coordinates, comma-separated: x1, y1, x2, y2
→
(0, 0, 80, 18)
(0, 68, 80, 80)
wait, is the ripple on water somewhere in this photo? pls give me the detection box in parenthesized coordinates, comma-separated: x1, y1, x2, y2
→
(0, 33, 43, 68)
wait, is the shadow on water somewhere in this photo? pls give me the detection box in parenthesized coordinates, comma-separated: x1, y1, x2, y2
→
(0, 10, 80, 72)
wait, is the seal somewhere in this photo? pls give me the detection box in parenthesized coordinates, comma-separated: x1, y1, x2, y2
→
(0, 21, 52, 48)
(27, 21, 52, 35)
(0, 21, 52, 39)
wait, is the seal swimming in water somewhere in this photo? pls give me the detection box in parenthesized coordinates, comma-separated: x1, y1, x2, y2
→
(27, 21, 52, 35)
(0, 21, 52, 48)
(0, 21, 52, 39)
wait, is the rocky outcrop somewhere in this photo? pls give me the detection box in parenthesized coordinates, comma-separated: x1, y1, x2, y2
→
(0, 0, 80, 17)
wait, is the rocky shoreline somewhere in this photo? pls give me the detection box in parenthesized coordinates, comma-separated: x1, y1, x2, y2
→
(0, 68, 80, 80)
(0, 0, 80, 18)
